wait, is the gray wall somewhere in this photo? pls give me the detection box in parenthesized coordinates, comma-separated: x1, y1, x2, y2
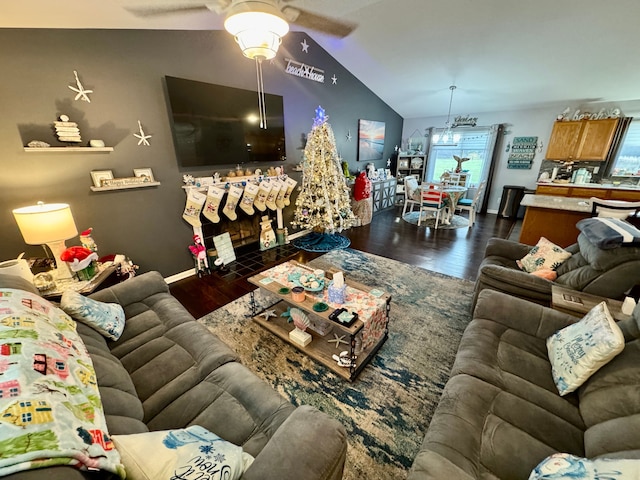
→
(0, 28, 402, 277)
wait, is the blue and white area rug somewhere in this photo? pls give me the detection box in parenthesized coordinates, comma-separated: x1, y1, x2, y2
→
(199, 249, 473, 480)
(402, 211, 470, 229)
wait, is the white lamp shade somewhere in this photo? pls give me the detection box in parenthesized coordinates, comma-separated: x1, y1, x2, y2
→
(224, 5, 289, 60)
(13, 203, 78, 245)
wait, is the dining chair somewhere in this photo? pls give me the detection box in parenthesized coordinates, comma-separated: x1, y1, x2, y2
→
(418, 183, 448, 228)
(402, 175, 421, 217)
(590, 197, 640, 219)
(456, 180, 486, 227)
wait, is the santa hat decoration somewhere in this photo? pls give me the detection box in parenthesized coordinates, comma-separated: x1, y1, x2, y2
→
(60, 246, 99, 272)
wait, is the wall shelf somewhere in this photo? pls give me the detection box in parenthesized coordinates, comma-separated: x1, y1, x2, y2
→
(24, 146, 114, 153)
(90, 181, 161, 192)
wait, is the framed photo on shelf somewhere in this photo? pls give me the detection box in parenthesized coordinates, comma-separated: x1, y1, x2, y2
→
(398, 158, 409, 169)
(133, 168, 154, 182)
(90, 170, 114, 188)
(357, 119, 385, 162)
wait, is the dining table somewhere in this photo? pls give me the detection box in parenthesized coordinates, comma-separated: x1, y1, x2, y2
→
(441, 185, 468, 224)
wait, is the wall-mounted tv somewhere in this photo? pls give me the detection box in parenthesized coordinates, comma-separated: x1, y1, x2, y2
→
(164, 76, 286, 167)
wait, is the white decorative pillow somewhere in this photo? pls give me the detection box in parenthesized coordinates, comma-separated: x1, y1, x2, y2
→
(547, 301, 624, 396)
(112, 426, 254, 480)
(517, 237, 572, 273)
(529, 452, 640, 479)
(60, 290, 125, 341)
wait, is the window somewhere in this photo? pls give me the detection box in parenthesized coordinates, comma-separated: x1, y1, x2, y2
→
(611, 119, 640, 177)
(426, 127, 495, 186)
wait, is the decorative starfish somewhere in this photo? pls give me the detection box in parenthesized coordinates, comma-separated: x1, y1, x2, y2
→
(260, 309, 276, 321)
(300, 39, 309, 53)
(331, 74, 337, 85)
(327, 334, 349, 348)
(346, 130, 352, 141)
(134, 120, 152, 146)
(68, 70, 93, 103)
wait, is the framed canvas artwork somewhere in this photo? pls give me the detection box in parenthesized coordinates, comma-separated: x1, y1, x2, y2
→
(358, 119, 385, 161)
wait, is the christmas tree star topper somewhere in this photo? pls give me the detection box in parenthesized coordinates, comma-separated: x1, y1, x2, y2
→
(313, 105, 327, 127)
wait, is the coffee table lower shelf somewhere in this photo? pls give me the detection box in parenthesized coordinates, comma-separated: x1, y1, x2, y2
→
(252, 300, 387, 382)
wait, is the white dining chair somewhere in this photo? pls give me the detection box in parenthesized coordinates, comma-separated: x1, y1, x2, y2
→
(418, 183, 448, 228)
(456, 180, 486, 227)
(402, 175, 421, 217)
(590, 197, 640, 219)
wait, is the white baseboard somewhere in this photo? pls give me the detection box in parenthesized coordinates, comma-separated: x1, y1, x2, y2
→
(164, 229, 311, 285)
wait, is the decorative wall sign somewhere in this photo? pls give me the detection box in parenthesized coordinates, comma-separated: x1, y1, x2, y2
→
(452, 115, 478, 127)
(507, 136, 538, 169)
(284, 58, 325, 83)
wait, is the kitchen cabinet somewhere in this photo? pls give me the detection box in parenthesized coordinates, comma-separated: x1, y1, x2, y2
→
(545, 118, 619, 161)
(535, 183, 640, 201)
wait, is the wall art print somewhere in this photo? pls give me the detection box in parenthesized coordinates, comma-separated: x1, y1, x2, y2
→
(358, 119, 385, 162)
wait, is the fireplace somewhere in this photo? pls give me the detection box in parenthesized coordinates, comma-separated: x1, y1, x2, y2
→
(201, 210, 268, 252)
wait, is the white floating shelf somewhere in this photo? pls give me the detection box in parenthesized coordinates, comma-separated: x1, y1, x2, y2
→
(24, 147, 114, 153)
(90, 182, 161, 192)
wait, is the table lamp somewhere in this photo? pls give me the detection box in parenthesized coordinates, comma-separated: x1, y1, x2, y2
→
(12, 202, 78, 279)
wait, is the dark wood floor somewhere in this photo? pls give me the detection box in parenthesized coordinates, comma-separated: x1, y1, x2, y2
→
(170, 207, 518, 318)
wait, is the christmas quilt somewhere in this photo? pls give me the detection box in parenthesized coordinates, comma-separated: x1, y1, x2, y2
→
(0, 288, 124, 477)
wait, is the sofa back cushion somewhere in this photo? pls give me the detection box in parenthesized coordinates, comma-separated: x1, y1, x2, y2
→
(578, 339, 640, 457)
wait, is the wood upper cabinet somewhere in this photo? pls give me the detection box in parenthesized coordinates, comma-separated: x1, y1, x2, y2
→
(545, 118, 619, 161)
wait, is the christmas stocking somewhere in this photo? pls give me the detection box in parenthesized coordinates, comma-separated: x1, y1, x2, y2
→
(266, 179, 283, 210)
(239, 183, 260, 216)
(223, 185, 243, 221)
(282, 177, 298, 206)
(182, 189, 206, 227)
(275, 179, 288, 208)
(203, 186, 225, 223)
(254, 182, 272, 212)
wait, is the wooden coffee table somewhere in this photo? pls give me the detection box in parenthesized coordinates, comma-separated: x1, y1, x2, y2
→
(248, 261, 391, 381)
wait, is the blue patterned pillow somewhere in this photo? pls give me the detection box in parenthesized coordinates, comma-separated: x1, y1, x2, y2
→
(60, 290, 125, 340)
(529, 453, 640, 479)
(546, 301, 624, 396)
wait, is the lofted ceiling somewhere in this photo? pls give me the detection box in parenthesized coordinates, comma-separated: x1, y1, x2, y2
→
(3, 0, 640, 119)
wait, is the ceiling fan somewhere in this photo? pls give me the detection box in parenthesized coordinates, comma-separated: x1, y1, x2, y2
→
(121, 0, 357, 38)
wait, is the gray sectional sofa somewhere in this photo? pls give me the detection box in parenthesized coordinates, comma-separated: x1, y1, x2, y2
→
(1, 271, 347, 480)
(408, 288, 640, 479)
(473, 235, 640, 309)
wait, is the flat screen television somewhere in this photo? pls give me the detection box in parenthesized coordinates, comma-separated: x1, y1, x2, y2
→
(164, 76, 286, 167)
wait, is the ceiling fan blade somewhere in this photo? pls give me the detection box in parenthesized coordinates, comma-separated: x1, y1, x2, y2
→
(119, 1, 227, 17)
(282, 5, 356, 38)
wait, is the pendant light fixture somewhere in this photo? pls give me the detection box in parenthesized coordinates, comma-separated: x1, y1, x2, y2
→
(432, 85, 461, 145)
(224, 1, 290, 129)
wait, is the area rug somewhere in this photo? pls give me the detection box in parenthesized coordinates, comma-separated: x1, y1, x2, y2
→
(198, 249, 474, 480)
(402, 211, 470, 229)
(292, 232, 351, 252)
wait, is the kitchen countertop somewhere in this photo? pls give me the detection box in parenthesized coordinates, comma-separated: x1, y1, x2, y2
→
(537, 182, 640, 190)
(521, 194, 592, 212)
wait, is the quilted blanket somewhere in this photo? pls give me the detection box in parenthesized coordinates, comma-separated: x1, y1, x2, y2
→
(0, 288, 124, 477)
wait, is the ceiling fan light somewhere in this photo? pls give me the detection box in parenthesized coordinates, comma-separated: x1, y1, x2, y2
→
(225, 10, 289, 60)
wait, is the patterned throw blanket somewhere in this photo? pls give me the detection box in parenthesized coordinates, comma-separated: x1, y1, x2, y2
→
(0, 288, 124, 477)
(576, 217, 640, 249)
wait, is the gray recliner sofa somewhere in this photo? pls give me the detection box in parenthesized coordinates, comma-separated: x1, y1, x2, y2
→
(1, 271, 347, 480)
(473, 234, 640, 309)
(408, 288, 640, 479)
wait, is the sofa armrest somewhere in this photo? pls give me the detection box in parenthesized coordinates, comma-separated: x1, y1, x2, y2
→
(483, 237, 532, 260)
(474, 289, 580, 339)
(89, 271, 169, 308)
(242, 406, 347, 480)
(479, 264, 553, 294)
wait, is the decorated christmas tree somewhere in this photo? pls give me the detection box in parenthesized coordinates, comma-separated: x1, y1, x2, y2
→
(292, 106, 355, 234)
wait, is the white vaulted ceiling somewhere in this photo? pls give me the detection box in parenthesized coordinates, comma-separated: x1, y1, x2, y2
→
(3, 0, 640, 118)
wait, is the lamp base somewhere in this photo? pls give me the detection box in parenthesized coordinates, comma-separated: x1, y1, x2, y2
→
(46, 240, 74, 280)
